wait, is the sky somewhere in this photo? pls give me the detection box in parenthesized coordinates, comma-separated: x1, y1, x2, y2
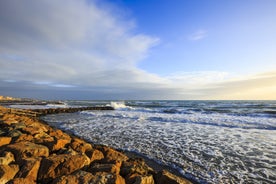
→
(0, 0, 276, 100)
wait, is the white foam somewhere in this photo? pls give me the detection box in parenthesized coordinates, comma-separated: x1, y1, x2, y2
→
(43, 108, 276, 183)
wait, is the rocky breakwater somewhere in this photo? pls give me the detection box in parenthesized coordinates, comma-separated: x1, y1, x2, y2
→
(32, 106, 114, 116)
(0, 106, 192, 184)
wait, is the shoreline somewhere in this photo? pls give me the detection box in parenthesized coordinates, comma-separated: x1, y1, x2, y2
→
(0, 106, 193, 184)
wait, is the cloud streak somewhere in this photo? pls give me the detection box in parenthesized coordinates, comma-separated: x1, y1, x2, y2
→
(0, 1, 275, 100)
(188, 30, 207, 41)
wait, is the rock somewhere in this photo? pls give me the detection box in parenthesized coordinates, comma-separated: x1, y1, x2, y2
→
(88, 172, 125, 184)
(0, 164, 19, 183)
(38, 153, 90, 183)
(33, 131, 54, 144)
(126, 174, 155, 184)
(16, 157, 41, 181)
(86, 149, 104, 163)
(47, 129, 71, 152)
(0, 137, 12, 147)
(120, 158, 153, 177)
(8, 129, 22, 138)
(21, 126, 45, 136)
(88, 161, 121, 175)
(100, 146, 128, 163)
(8, 177, 36, 184)
(52, 170, 95, 184)
(0, 151, 15, 165)
(155, 170, 192, 184)
(5, 141, 49, 162)
(70, 137, 93, 153)
(14, 134, 33, 143)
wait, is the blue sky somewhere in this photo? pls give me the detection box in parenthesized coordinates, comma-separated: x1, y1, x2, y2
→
(0, 0, 276, 100)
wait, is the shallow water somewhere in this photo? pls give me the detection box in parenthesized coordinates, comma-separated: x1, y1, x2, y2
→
(42, 101, 276, 183)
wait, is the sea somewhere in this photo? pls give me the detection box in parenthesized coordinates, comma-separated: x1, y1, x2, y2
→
(11, 100, 276, 183)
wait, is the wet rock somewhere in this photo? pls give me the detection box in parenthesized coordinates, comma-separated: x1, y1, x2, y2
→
(86, 149, 104, 163)
(70, 137, 93, 153)
(155, 170, 192, 184)
(126, 174, 155, 184)
(38, 153, 90, 183)
(16, 157, 41, 181)
(88, 161, 121, 175)
(52, 170, 95, 184)
(0, 164, 19, 183)
(0, 137, 12, 147)
(0, 151, 15, 165)
(5, 141, 49, 162)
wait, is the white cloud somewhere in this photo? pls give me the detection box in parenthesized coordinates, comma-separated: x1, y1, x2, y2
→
(0, 1, 275, 100)
(0, 0, 159, 88)
(188, 30, 207, 41)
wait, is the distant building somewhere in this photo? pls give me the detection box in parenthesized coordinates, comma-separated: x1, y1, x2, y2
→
(0, 96, 20, 101)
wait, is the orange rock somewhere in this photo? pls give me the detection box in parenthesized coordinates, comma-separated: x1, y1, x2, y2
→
(0, 164, 19, 183)
(0, 137, 12, 147)
(155, 170, 192, 184)
(89, 172, 125, 184)
(120, 158, 152, 177)
(89, 161, 121, 175)
(38, 153, 90, 183)
(16, 157, 42, 181)
(126, 174, 155, 184)
(52, 170, 95, 184)
(5, 141, 49, 162)
(70, 137, 93, 153)
(100, 146, 128, 163)
(47, 130, 71, 152)
(33, 131, 54, 144)
(14, 134, 33, 142)
(8, 177, 36, 184)
(0, 151, 15, 165)
(86, 149, 104, 163)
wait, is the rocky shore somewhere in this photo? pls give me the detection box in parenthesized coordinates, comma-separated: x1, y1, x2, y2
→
(0, 106, 192, 184)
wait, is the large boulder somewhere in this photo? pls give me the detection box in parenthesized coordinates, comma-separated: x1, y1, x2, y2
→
(126, 174, 155, 184)
(0, 164, 19, 183)
(70, 137, 93, 153)
(88, 162, 121, 175)
(88, 172, 125, 184)
(16, 157, 42, 181)
(52, 170, 95, 184)
(120, 158, 153, 177)
(47, 129, 71, 152)
(38, 153, 90, 183)
(5, 141, 49, 162)
(99, 146, 128, 163)
(86, 149, 104, 163)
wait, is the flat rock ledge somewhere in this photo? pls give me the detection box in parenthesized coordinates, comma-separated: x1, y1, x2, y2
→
(0, 106, 192, 184)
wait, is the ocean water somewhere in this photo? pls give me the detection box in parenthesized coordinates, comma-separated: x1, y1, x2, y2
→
(39, 100, 276, 183)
